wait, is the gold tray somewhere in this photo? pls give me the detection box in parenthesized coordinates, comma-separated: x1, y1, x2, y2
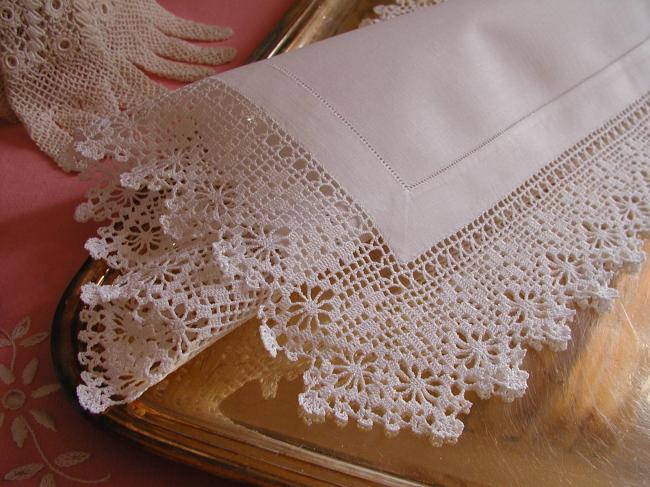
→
(51, 2, 650, 485)
(52, 243, 650, 486)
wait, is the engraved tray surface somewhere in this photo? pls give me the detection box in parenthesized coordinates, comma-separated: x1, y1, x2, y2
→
(51, 2, 650, 485)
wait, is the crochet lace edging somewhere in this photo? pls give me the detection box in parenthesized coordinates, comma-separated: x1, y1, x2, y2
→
(72, 81, 649, 445)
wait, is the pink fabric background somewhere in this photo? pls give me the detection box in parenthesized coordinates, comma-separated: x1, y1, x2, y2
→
(0, 1, 294, 485)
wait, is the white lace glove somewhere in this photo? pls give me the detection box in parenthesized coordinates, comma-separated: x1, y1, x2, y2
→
(93, 0, 235, 82)
(0, 0, 234, 170)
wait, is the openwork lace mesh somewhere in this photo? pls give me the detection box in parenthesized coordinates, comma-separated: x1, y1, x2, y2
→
(0, 0, 233, 171)
(73, 78, 650, 445)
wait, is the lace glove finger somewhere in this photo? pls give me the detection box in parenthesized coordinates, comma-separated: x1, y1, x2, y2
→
(9, 105, 84, 169)
(150, 2, 233, 41)
(94, 0, 235, 82)
(111, 59, 166, 107)
(151, 30, 236, 66)
(130, 52, 216, 82)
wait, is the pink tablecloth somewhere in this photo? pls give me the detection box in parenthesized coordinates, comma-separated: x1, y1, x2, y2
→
(0, 2, 294, 485)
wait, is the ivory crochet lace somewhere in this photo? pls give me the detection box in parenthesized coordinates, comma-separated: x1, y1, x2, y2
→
(71, 76, 650, 445)
(0, 0, 234, 171)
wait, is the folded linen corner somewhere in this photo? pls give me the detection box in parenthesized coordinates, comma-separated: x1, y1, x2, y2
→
(72, 0, 650, 445)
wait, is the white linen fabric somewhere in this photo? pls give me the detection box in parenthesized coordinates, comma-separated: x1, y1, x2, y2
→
(224, 0, 649, 261)
(72, 0, 650, 445)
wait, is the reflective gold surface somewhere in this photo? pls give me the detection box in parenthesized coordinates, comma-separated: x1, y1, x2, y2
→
(53, 242, 650, 486)
(51, 1, 650, 485)
(248, 0, 382, 61)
